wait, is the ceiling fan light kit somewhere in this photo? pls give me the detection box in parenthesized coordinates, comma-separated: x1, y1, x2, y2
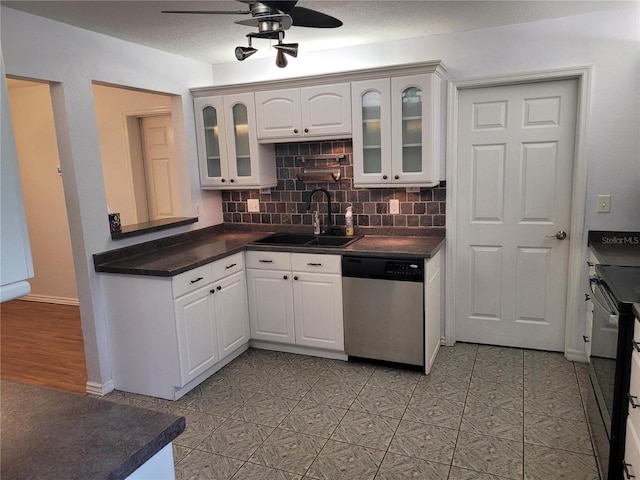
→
(162, 0, 342, 68)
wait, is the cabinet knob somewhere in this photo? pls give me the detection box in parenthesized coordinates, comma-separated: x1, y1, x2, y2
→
(304, 128, 309, 133)
(283, 275, 288, 280)
(583, 335, 590, 343)
(294, 276, 299, 281)
(629, 393, 640, 409)
(394, 175, 400, 180)
(210, 288, 216, 294)
(293, 129, 298, 134)
(585, 293, 591, 302)
(230, 179, 235, 183)
(221, 178, 226, 183)
(382, 175, 388, 180)
(216, 285, 222, 291)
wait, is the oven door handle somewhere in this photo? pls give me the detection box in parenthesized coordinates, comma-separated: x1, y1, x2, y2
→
(591, 281, 619, 326)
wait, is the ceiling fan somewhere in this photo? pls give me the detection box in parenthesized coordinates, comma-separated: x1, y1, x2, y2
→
(162, 1, 343, 67)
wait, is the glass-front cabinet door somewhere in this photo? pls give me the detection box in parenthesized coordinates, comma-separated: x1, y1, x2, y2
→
(352, 78, 391, 185)
(194, 96, 229, 188)
(224, 93, 258, 187)
(391, 74, 439, 185)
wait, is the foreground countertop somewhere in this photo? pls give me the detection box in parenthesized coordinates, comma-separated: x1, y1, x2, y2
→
(1, 381, 185, 480)
(94, 226, 445, 277)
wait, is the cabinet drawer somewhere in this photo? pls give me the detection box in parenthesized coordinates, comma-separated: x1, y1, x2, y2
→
(212, 252, 244, 280)
(246, 250, 291, 270)
(172, 264, 213, 298)
(626, 417, 640, 480)
(292, 253, 341, 274)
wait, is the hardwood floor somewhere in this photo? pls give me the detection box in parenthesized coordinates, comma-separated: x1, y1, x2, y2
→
(1, 299, 88, 395)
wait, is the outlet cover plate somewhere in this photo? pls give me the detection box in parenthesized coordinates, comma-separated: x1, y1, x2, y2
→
(247, 199, 260, 213)
(389, 199, 400, 214)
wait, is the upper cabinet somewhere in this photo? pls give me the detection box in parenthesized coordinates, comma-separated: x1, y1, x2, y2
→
(194, 93, 276, 190)
(255, 83, 352, 142)
(192, 61, 446, 190)
(352, 67, 445, 188)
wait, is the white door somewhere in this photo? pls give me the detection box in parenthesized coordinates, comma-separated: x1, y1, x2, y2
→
(255, 88, 301, 140)
(140, 115, 179, 220)
(455, 79, 578, 351)
(300, 83, 352, 138)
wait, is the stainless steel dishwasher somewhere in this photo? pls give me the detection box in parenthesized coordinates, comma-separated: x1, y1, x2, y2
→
(342, 255, 424, 367)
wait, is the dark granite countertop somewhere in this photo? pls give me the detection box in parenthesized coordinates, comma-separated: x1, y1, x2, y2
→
(1, 380, 185, 480)
(94, 225, 445, 277)
(588, 231, 640, 267)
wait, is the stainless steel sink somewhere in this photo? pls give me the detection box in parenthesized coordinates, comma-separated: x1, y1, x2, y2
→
(251, 232, 360, 248)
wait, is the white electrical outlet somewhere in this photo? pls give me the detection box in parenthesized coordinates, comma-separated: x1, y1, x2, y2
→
(597, 195, 611, 213)
(247, 199, 260, 213)
(389, 199, 400, 215)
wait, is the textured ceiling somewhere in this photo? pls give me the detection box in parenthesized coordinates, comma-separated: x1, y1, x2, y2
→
(2, 1, 635, 64)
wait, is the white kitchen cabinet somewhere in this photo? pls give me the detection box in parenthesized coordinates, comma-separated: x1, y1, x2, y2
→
(255, 83, 351, 142)
(214, 270, 250, 360)
(174, 283, 219, 384)
(625, 318, 640, 479)
(194, 94, 276, 190)
(424, 248, 443, 374)
(246, 250, 344, 352)
(352, 70, 443, 187)
(101, 252, 249, 400)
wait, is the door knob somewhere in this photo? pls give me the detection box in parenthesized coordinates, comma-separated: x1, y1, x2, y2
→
(546, 231, 567, 240)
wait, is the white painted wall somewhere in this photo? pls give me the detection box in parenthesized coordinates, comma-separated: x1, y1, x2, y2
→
(213, 6, 640, 231)
(8, 82, 78, 303)
(1, 7, 218, 392)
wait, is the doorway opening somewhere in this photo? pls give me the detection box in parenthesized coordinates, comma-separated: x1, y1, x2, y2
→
(4, 76, 87, 394)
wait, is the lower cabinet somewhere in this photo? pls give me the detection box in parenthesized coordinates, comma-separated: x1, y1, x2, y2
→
(625, 317, 640, 478)
(246, 251, 344, 352)
(101, 252, 249, 400)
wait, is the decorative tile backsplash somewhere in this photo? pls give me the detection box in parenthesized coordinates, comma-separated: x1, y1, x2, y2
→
(221, 140, 445, 233)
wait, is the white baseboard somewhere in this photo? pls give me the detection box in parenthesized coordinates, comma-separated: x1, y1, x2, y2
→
(22, 294, 79, 306)
(566, 348, 589, 363)
(86, 380, 115, 396)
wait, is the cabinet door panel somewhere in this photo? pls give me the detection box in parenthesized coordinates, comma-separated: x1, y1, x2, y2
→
(255, 89, 301, 140)
(194, 96, 229, 188)
(352, 79, 392, 186)
(246, 269, 295, 344)
(215, 271, 250, 360)
(174, 286, 218, 385)
(301, 83, 352, 138)
(293, 273, 344, 350)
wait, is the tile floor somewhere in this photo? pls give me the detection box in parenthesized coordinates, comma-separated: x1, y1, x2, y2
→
(104, 344, 598, 479)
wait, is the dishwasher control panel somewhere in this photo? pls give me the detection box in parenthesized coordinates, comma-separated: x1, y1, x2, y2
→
(342, 255, 424, 282)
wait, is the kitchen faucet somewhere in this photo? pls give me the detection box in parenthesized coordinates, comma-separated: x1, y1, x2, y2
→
(306, 188, 337, 235)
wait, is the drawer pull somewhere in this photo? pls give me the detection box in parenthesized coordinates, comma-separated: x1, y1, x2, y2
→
(624, 462, 636, 479)
(307, 262, 323, 266)
(259, 259, 274, 263)
(225, 263, 237, 269)
(583, 335, 591, 343)
(633, 340, 640, 353)
(587, 261, 594, 267)
(629, 394, 640, 409)
(190, 277, 204, 284)
(585, 293, 591, 302)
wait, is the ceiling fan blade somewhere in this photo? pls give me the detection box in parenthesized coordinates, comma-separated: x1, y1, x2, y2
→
(161, 10, 249, 15)
(288, 6, 342, 28)
(261, 1, 299, 13)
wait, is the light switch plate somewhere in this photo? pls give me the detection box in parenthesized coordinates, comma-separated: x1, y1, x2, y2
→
(247, 199, 260, 213)
(597, 195, 611, 213)
(389, 199, 400, 215)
